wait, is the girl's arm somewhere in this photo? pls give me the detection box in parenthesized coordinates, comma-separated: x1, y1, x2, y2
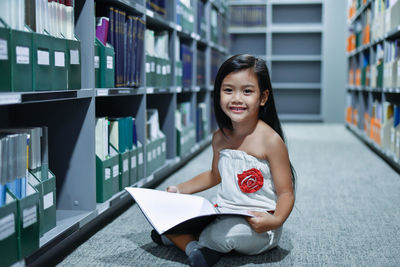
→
(168, 132, 222, 194)
(246, 134, 294, 233)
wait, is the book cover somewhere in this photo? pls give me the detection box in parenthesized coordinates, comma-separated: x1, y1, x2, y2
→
(125, 187, 253, 235)
(96, 17, 109, 46)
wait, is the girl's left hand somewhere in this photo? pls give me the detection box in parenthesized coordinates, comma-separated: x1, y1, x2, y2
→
(245, 211, 280, 233)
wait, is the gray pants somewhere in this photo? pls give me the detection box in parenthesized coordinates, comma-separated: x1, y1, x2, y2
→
(198, 215, 282, 255)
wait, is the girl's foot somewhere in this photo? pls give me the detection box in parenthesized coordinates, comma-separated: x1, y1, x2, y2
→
(187, 247, 222, 267)
(150, 230, 173, 246)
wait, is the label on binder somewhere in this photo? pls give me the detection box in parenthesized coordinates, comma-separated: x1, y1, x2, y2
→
(23, 206, 37, 229)
(94, 56, 100, 69)
(113, 165, 119, 177)
(0, 39, 8, 60)
(146, 62, 150, 73)
(139, 152, 143, 165)
(107, 56, 113, 69)
(16, 46, 29, 64)
(123, 159, 129, 172)
(70, 49, 80, 65)
(0, 214, 15, 241)
(54, 51, 65, 67)
(37, 50, 50, 65)
(162, 142, 166, 152)
(105, 168, 111, 180)
(43, 192, 54, 210)
(147, 151, 152, 162)
(131, 156, 137, 168)
(157, 146, 161, 156)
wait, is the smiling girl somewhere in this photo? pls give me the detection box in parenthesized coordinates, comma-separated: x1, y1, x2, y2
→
(151, 54, 296, 267)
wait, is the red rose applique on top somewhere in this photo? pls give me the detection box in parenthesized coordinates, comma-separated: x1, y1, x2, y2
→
(237, 168, 264, 193)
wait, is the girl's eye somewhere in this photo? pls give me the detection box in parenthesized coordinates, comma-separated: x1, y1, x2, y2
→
(223, 88, 232, 93)
(243, 89, 253, 94)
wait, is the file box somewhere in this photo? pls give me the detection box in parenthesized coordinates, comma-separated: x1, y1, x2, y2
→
(96, 38, 115, 88)
(52, 36, 68, 90)
(28, 169, 56, 237)
(129, 146, 138, 185)
(119, 150, 130, 190)
(0, 190, 19, 267)
(9, 183, 40, 259)
(96, 154, 119, 203)
(66, 37, 81, 90)
(0, 21, 12, 92)
(146, 139, 155, 176)
(32, 32, 53, 91)
(177, 124, 195, 157)
(94, 41, 100, 88)
(11, 27, 34, 92)
(137, 142, 145, 182)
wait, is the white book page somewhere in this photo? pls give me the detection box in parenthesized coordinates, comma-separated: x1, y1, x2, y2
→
(125, 187, 216, 234)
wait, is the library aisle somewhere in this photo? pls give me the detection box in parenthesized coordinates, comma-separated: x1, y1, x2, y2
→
(57, 123, 400, 266)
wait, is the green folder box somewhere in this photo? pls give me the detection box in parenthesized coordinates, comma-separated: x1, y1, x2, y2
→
(0, 190, 19, 267)
(32, 32, 53, 91)
(176, 61, 182, 87)
(137, 141, 145, 182)
(154, 56, 161, 87)
(66, 38, 81, 90)
(29, 169, 56, 236)
(94, 41, 100, 88)
(96, 154, 119, 203)
(119, 150, 130, 190)
(52, 36, 68, 90)
(129, 146, 138, 185)
(146, 54, 156, 87)
(159, 133, 167, 167)
(153, 137, 161, 172)
(146, 139, 155, 176)
(361, 67, 366, 87)
(10, 183, 40, 259)
(0, 23, 12, 92)
(377, 62, 383, 88)
(10, 28, 34, 92)
(96, 38, 115, 88)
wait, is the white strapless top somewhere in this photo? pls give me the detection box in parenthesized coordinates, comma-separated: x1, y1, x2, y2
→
(215, 149, 277, 212)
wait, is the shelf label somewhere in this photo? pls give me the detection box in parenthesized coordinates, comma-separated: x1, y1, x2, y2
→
(70, 49, 80, 65)
(147, 87, 154, 94)
(131, 155, 137, 168)
(0, 39, 8, 60)
(23, 206, 37, 229)
(37, 49, 49, 65)
(16, 46, 29, 64)
(176, 87, 182, 93)
(43, 192, 54, 210)
(0, 94, 21, 104)
(0, 214, 15, 241)
(105, 167, 111, 180)
(107, 56, 113, 69)
(97, 89, 108, 96)
(54, 51, 65, 67)
(94, 56, 100, 69)
(146, 9, 154, 17)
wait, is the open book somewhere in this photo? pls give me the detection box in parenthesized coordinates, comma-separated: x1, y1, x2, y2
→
(125, 187, 254, 235)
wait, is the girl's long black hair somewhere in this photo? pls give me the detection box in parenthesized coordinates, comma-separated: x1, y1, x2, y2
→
(213, 54, 296, 191)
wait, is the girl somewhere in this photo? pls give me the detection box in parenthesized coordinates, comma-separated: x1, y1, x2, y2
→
(151, 54, 295, 267)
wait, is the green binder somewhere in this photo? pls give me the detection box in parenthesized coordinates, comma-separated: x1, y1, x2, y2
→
(32, 32, 53, 91)
(0, 190, 19, 266)
(119, 150, 130, 190)
(66, 37, 81, 90)
(52, 36, 68, 90)
(94, 41, 100, 88)
(137, 141, 144, 181)
(96, 38, 115, 88)
(129, 146, 138, 185)
(0, 20, 12, 92)
(96, 154, 119, 203)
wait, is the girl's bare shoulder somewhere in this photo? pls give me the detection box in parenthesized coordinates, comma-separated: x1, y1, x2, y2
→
(257, 121, 286, 159)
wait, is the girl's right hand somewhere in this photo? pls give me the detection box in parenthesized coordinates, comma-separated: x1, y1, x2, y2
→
(166, 185, 180, 193)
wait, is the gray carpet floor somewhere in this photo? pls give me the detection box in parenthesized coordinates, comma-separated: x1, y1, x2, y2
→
(58, 123, 400, 266)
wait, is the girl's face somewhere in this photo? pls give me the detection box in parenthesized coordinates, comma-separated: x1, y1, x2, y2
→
(220, 68, 268, 125)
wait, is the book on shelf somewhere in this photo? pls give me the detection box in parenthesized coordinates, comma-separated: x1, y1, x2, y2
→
(125, 187, 254, 235)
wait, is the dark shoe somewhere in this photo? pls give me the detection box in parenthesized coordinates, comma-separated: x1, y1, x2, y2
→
(188, 247, 221, 267)
(150, 229, 163, 246)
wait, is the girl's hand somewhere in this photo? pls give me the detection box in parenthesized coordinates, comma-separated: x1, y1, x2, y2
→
(245, 211, 280, 233)
(166, 185, 180, 193)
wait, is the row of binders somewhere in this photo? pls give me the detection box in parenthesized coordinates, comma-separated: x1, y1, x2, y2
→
(347, 0, 400, 53)
(229, 5, 266, 28)
(95, 6, 145, 88)
(0, 126, 56, 266)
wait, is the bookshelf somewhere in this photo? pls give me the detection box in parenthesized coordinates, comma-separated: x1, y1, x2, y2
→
(228, 0, 345, 122)
(345, 0, 400, 172)
(0, 0, 228, 265)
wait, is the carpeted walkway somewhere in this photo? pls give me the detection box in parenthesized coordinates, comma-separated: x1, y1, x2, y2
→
(57, 123, 400, 266)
